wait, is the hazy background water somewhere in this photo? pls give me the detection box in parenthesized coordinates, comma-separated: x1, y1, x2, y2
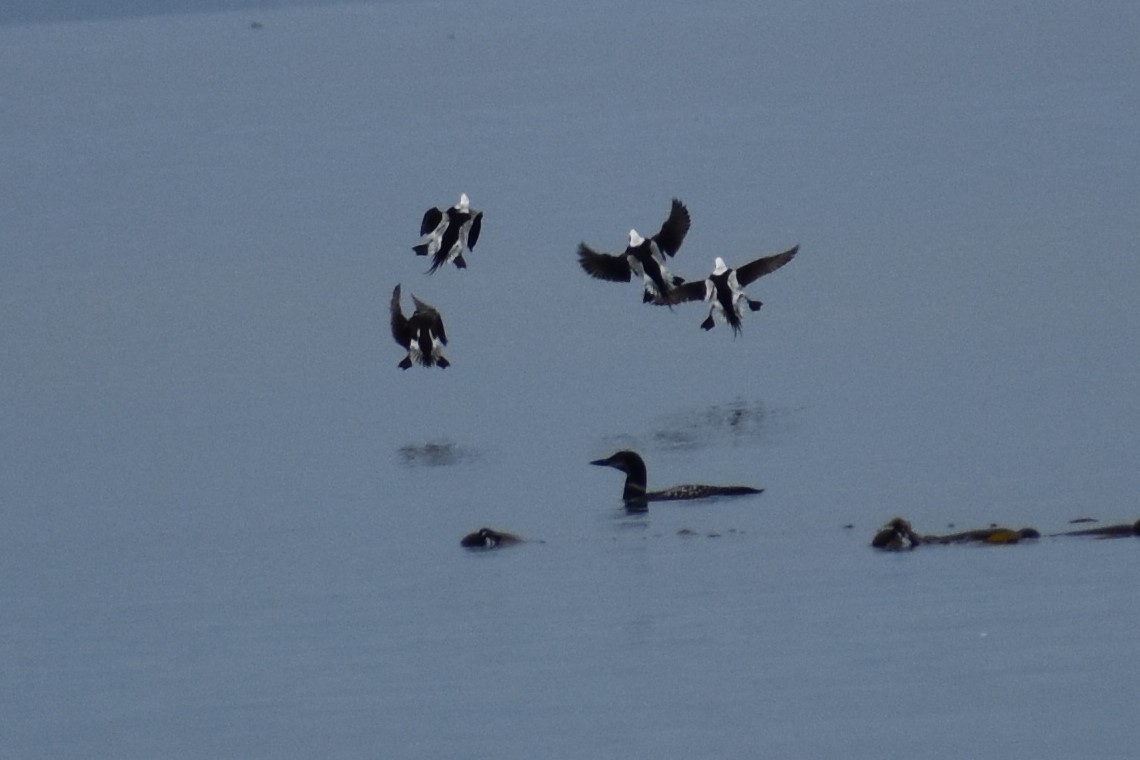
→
(3, 1, 1139, 757)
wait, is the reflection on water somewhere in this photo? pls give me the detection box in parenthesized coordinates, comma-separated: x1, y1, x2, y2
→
(601, 397, 772, 453)
(396, 439, 482, 467)
(677, 527, 745, 539)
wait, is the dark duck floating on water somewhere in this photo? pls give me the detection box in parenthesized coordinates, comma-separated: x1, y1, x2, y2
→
(871, 518, 923, 551)
(460, 527, 525, 550)
(577, 198, 691, 303)
(389, 284, 449, 369)
(589, 449, 762, 508)
(414, 192, 483, 274)
(659, 245, 798, 334)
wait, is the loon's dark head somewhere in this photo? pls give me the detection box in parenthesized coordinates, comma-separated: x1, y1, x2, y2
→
(589, 449, 645, 473)
(590, 450, 649, 502)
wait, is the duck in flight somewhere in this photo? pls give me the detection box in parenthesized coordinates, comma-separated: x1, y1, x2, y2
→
(413, 193, 483, 274)
(659, 245, 798, 334)
(589, 449, 762, 509)
(577, 198, 691, 303)
(389, 284, 449, 369)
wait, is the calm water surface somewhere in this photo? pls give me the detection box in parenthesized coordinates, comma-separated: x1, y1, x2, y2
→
(3, 1, 1139, 757)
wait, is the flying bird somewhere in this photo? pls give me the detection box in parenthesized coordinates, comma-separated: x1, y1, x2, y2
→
(413, 193, 483, 274)
(661, 245, 798, 334)
(577, 198, 691, 303)
(390, 284, 449, 369)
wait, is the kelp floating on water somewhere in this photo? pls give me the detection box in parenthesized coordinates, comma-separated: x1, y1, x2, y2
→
(871, 516, 1140, 550)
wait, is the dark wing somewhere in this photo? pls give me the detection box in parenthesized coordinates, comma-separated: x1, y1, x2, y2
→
(466, 211, 482, 250)
(577, 243, 632, 282)
(735, 245, 799, 287)
(390, 284, 410, 348)
(420, 206, 443, 236)
(651, 198, 691, 258)
(654, 278, 707, 306)
(427, 217, 463, 274)
(411, 294, 438, 316)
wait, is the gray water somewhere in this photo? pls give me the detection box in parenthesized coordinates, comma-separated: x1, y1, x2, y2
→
(3, 1, 1139, 757)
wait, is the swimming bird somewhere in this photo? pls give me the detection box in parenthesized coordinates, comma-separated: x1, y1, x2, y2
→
(871, 517, 922, 550)
(460, 527, 524, 549)
(660, 245, 798, 334)
(589, 449, 762, 508)
(390, 284, 449, 369)
(577, 198, 691, 303)
(413, 193, 483, 274)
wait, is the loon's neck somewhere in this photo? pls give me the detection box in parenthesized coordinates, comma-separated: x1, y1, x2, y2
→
(620, 462, 649, 502)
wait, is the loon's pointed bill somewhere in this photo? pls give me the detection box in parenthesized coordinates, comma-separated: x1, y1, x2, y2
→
(661, 244, 798, 334)
(413, 193, 483, 274)
(390, 284, 450, 369)
(590, 449, 762, 507)
(577, 198, 691, 302)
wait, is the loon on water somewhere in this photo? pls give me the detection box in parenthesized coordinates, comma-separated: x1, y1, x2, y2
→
(460, 527, 525, 549)
(577, 199, 692, 303)
(659, 245, 798, 334)
(589, 449, 762, 507)
(414, 193, 483, 274)
(390, 284, 449, 369)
